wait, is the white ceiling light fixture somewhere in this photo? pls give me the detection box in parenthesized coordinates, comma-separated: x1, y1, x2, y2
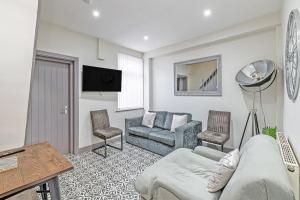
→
(204, 9, 212, 17)
(143, 35, 149, 41)
(93, 10, 100, 18)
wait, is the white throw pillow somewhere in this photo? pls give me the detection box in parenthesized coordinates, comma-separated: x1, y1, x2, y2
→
(142, 112, 156, 128)
(207, 149, 240, 192)
(170, 115, 188, 132)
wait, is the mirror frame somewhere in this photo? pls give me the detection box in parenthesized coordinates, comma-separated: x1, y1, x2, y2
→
(174, 55, 222, 96)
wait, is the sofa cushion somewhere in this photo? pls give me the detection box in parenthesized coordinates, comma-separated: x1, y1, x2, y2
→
(151, 111, 168, 129)
(164, 112, 192, 130)
(135, 148, 221, 200)
(149, 130, 175, 146)
(128, 126, 162, 138)
(220, 135, 294, 200)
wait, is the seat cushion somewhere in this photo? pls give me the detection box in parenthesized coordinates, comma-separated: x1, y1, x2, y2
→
(94, 127, 122, 139)
(135, 148, 221, 200)
(149, 131, 175, 146)
(128, 126, 162, 138)
(198, 130, 229, 145)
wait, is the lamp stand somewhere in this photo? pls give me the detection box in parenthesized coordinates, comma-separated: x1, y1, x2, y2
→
(238, 109, 260, 149)
(239, 93, 261, 150)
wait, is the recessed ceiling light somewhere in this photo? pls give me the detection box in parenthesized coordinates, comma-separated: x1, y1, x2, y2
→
(93, 10, 100, 18)
(144, 35, 149, 41)
(204, 9, 212, 17)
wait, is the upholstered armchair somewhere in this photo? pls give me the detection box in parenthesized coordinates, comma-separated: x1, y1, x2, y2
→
(197, 110, 231, 151)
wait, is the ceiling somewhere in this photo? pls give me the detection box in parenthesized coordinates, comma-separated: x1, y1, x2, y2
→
(40, 0, 282, 52)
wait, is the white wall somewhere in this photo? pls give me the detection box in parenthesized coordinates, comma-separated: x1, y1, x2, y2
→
(146, 18, 281, 148)
(282, 0, 300, 161)
(37, 21, 144, 148)
(0, 0, 39, 151)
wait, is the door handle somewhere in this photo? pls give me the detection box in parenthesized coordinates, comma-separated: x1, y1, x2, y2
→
(62, 106, 68, 115)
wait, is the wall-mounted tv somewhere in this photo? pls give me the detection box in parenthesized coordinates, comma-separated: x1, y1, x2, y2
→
(82, 65, 122, 92)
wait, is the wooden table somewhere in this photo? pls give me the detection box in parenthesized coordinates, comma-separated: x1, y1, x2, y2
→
(0, 143, 73, 200)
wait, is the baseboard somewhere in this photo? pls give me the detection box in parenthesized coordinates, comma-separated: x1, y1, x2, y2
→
(78, 136, 232, 154)
(78, 136, 121, 154)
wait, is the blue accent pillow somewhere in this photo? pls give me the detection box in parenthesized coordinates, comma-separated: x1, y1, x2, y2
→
(150, 111, 167, 129)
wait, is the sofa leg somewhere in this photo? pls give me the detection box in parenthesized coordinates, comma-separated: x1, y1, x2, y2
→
(221, 145, 224, 152)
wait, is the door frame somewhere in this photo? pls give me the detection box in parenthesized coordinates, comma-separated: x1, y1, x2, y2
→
(27, 50, 79, 154)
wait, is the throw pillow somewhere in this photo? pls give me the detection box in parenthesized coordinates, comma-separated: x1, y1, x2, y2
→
(207, 149, 240, 192)
(170, 115, 188, 132)
(142, 112, 156, 128)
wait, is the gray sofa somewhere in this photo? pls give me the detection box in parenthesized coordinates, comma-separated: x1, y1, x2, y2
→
(125, 111, 202, 156)
(135, 135, 295, 200)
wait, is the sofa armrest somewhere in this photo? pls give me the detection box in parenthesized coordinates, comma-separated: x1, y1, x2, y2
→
(193, 146, 226, 161)
(125, 116, 143, 137)
(174, 120, 202, 149)
(125, 116, 143, 128)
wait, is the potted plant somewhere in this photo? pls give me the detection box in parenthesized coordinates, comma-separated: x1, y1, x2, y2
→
(263, 127, 277, 139)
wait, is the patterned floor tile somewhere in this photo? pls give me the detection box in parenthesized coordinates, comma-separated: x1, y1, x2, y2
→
(37, 142, 161, 200)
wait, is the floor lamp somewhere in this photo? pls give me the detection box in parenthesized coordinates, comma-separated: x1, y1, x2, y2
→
(235, 60, 277, 149)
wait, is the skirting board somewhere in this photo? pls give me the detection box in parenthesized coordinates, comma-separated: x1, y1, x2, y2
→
(78, 136, 232, 154)
(78, 136, 121, 154)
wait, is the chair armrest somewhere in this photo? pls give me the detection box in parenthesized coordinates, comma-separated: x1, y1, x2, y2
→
(174, 120, 202, 149)
(193, 146, 226, 161)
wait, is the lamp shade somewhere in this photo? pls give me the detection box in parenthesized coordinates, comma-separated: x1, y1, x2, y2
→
(235, 60, 275, 87)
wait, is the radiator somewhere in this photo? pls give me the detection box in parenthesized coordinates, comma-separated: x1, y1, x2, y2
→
(277, 132, 299, 200)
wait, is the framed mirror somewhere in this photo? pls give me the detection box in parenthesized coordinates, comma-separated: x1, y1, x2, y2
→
(174, 55, 222, 96)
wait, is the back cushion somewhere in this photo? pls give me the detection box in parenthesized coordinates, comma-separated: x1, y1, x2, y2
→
(150, 111, 168, 129)
(220, 135, 294, 200)
(164, 112, 192, 130)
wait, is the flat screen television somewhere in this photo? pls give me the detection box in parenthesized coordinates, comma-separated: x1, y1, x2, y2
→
(82, 65, 122, 92)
